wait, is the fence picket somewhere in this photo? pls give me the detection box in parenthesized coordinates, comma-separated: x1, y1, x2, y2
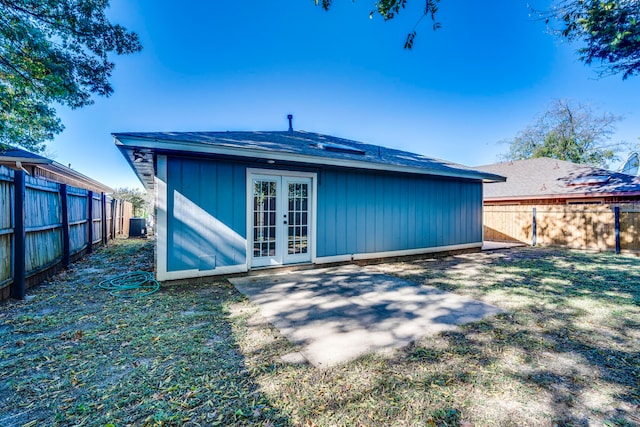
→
(484, 204, 640, 253)
(0, 167, 13, 296)
(0, 165, 133, 301)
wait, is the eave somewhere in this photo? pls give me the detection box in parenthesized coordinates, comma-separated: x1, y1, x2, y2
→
(115, 134, 506, 192)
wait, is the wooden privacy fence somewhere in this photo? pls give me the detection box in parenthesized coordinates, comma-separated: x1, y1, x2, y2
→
(484, 204, 640, 253)
(0, 165, 133, 301)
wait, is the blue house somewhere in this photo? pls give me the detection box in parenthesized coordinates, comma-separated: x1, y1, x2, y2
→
(114, 126, 504, 281)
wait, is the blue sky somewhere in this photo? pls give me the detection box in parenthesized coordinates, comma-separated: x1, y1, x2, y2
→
(51, 0, 640, 190)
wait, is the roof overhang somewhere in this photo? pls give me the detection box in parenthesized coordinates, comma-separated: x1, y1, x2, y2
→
(43, 162, 115, 194)
(0, 156, 52, 166)
(114, 134, 506, 192)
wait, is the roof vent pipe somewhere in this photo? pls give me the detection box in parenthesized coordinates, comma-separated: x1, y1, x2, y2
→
(287, 114, 293, 132)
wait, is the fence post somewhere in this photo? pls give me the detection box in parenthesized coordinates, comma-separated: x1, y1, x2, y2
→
(11, 170, 25, 300)
(87, 191, 93, 254)
(532, 207, 537, 247)
(60, 184, 70, 267)
(101, 192, 107, 245)
(110, 199, 117, 240)
(614, 206, 620, 254)
(118, 200, 123, 235)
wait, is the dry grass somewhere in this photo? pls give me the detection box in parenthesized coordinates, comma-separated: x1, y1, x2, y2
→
(1, 241, 638, 426)
(0, 240, 286, 426)
(231, 247, 640, 427)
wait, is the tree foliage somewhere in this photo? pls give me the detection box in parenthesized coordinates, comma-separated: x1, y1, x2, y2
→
(545, 0, 640, 79)
(317, 0, 640, 78)
(112, 187, 150, 217)
(0, 0, 141, 152)
(502, 99, 623, 168)
(316, 0, 441, 48)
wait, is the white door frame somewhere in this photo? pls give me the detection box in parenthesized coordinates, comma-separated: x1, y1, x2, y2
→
(246, 169, 317, 268)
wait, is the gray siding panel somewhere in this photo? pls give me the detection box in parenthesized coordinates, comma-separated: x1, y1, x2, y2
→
(316, 168, 483, 258)
(167, 157, 246, 272)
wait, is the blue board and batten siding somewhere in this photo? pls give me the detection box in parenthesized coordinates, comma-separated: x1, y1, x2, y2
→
(166, 157, 246, 272)
(162, 156, 483, 276)
(317, 169, 483, 258)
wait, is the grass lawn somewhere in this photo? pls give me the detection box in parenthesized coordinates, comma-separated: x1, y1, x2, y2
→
(0, 239, 638, 426)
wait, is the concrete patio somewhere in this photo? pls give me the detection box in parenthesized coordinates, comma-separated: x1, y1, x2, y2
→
(230, 264, 502, 368)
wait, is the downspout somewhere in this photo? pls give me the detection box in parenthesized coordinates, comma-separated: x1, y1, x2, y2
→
(15, 161, 30, 175)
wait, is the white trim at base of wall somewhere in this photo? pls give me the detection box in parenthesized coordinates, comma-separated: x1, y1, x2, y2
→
(157, 264, 248, 282)
(312, 254, 353, 264)
(157, 242, 481, 281)
(315, 242, 483, 264)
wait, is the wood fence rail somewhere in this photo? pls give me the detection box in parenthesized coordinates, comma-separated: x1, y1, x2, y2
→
(0, 165, 133, 301)
(484, 204, 640, 253)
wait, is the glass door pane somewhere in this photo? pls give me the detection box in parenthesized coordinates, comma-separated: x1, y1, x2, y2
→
(287, 181, 309, 256)
(253, 179, 278, 259)
(250, 174, 312, 268)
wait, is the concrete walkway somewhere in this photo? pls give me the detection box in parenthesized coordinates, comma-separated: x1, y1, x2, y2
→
(230, 265, 502, 368)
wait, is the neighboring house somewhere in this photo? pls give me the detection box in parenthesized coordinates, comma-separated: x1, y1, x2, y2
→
(0, 144, 114, 194)
(477, 157, 640, 205)
(114, 127, 504, 281)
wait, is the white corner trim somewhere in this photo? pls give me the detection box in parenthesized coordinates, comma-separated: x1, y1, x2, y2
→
(245, 170, 253, 271)
(155, 155, 168, 279)
(311, 175, 318, 263)
(157, 264, 248, 282)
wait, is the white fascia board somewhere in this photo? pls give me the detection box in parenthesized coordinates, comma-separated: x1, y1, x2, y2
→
(115, 136, 501, 182)
(0, 156, 51, 165)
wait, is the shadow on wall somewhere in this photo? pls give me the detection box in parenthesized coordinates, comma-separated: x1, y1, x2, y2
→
(170, 190, 246, 271)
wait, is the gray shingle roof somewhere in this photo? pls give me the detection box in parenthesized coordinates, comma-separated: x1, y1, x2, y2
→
(476, 157, 640, 201)
(0, 144, 51, 164)
(114, 130, 505, 190)
(0, 143, 113, 193)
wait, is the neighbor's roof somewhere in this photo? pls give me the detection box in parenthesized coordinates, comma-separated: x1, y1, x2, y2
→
(0, 143, 114, 193)
(476, 157, 640, 201)
(0, 143, 52, 165)
(113, 130, 505, 190)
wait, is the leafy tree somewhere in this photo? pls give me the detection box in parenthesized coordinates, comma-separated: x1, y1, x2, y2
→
(112, 187, 150, 218)
(502, 99, 623, 168)
(0, 0, 142, 153)
(316, 0, 640, 78)
(543, 0, 640, 79)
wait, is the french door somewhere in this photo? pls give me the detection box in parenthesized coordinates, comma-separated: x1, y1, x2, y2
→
(250, 173, 312, 267)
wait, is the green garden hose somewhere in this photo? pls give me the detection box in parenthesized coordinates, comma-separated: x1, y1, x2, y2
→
(97, 271, 160, 298)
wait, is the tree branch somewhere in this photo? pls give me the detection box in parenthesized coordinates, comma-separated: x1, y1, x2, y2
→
(0, 0, 98, 40)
